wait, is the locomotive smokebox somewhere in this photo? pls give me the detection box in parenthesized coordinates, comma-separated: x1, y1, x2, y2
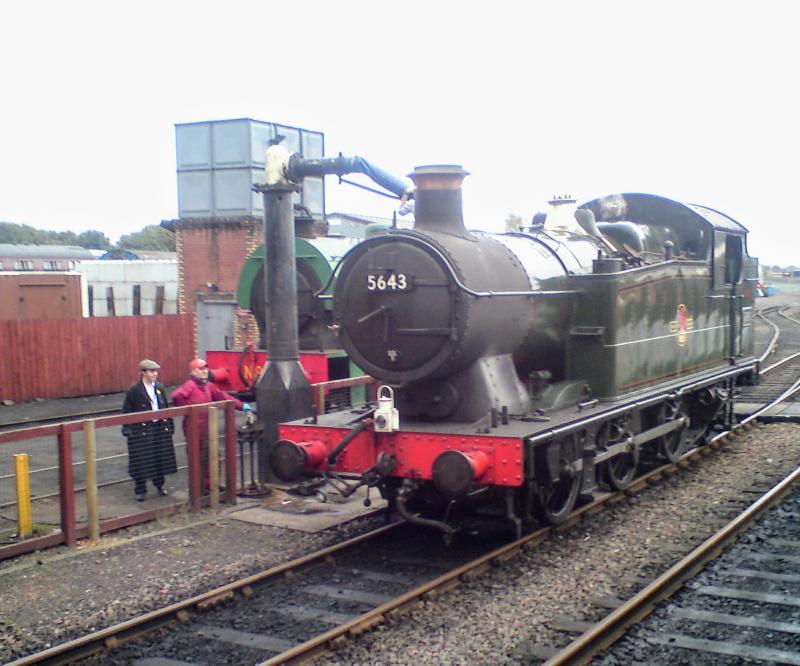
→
(409, 165, 471, 238)
(333, 162, 536, 420)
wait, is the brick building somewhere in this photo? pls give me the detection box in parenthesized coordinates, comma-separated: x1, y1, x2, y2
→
(166, 216, 262, 356)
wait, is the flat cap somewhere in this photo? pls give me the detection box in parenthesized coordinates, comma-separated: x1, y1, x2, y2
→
(139, 359, 161, 371)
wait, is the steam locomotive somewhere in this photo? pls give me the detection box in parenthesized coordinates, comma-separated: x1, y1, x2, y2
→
(271, 164, 759, 535)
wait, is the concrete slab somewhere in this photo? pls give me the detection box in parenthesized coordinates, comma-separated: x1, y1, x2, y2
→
(230, 487, 386, 532)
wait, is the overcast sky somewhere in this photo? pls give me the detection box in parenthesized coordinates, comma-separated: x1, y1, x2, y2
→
(1, 0, 798, 266)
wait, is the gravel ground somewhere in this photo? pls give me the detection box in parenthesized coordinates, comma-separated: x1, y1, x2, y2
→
(0, 505, 385, 663)
(1, 423, 798, 665)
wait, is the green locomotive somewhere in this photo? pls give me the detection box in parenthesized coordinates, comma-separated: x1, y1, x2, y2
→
(273, 165, 759, 535)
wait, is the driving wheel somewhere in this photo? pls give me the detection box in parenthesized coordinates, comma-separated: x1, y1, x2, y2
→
(534, 434, 582, 524)
(600, 418, 639, 491)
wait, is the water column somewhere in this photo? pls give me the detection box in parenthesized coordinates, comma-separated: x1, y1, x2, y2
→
(253, 143, 313, 481)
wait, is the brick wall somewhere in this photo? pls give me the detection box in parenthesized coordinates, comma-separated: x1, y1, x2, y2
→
(174, 217, 263, 354)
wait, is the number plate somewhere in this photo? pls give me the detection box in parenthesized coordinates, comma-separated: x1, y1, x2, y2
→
(366, 272, 412, 291)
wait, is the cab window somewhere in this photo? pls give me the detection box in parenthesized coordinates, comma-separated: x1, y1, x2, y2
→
(724, 235, 742, 285)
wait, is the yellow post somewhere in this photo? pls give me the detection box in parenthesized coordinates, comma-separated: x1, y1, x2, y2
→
(13, 454, 32, 538)
(83, 421, 99, 543)
(318, 385, 326, 415)
(208, 406, 219, 512)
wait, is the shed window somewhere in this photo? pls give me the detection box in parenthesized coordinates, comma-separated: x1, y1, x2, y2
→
(13, 260, 33, 270)
(132, 285, 141, 315)
(106, 286, 116, 316)
(155, 286, 165, 314)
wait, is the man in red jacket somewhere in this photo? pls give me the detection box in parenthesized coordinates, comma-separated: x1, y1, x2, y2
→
(171, 358, 252, 490)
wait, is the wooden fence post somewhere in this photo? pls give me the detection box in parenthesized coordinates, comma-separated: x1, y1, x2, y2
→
(83, 421, 99, 543)
(58, 425, 77, 547)
(225, 401, 237, 504)
(187, 408, 201, 511)
(208, 406, 219, 512)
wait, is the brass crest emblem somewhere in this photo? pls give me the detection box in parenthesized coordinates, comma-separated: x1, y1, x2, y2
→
(669, 304, 694, 347)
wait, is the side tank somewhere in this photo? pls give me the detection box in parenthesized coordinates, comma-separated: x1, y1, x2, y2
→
(566, 193, 757, 399)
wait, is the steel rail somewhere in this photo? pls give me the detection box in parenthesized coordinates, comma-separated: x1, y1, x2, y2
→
(754, 307, 781, 363)
(739, 376, 800, 426)
(759, 351, 800, 375)
(258, 500, 611, 665)
(6, 521, 403, 666)
(778, 304, 800, 327)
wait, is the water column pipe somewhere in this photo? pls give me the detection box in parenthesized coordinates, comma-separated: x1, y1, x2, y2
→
(253, 142, 314, 482)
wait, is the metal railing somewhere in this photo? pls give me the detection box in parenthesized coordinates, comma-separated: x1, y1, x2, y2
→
(0, 401, 238, 560)
(0, 375, 378, 561)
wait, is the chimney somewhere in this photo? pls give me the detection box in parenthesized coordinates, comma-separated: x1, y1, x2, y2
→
(408, 165, 470, 237)
(293, 207, 317, 239)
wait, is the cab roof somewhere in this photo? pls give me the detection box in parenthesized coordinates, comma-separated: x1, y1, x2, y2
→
(579, 193, 748, 235)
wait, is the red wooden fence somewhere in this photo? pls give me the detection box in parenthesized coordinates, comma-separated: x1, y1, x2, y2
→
(0, 315, 195, 402)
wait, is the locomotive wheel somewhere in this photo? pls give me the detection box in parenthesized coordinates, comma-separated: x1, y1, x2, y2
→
(600, 419, 639, 491)
(658, 400, 689, 463)
(534, 434, 582, 525)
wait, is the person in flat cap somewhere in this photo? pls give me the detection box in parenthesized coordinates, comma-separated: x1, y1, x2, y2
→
(122, 359, 177, 501)
(172, 358, 252, 492)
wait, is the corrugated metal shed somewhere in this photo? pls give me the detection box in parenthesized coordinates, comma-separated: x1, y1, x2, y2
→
(99, 250, 177, 260)
(0, 244, 94, 259)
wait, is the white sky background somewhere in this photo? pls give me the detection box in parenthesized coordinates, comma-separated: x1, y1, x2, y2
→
(0, 0, 798, 267)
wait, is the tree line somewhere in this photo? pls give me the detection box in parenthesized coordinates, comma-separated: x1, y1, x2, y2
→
(0, 221, 175, 251)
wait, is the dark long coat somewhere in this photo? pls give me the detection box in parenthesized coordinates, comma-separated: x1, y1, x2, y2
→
(122, 380, 178, 481)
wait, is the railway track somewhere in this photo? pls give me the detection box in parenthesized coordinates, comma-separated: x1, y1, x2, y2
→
(738, 305, 800, 420)
(12, 404, 800, 664)
(7, 304, 800, 665)
(541, 464, 800, 665)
